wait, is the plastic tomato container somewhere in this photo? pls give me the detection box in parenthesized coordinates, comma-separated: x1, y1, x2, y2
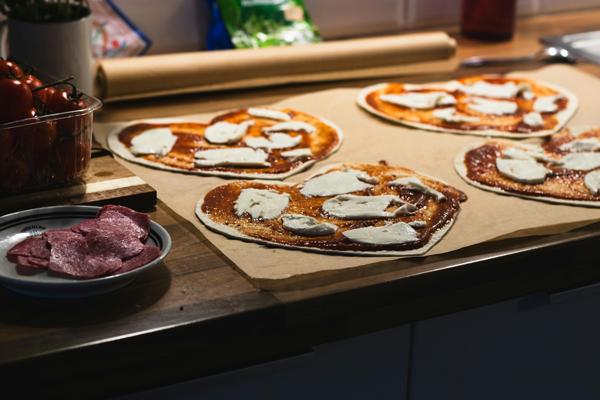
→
(0, 92, 102, 194)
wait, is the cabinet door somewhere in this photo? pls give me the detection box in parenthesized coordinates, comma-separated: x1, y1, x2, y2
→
(117, 325, 411, 400)
(410, 283, 600, 400)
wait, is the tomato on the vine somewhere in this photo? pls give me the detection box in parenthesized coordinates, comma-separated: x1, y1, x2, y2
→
(0, 79, 35, 123)
(22, 74, 43, 91)
(0, 60, 24, 79)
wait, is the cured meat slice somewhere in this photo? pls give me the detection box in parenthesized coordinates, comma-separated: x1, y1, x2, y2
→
(119, 245, 161, 273)
(45, 230, 113, 278)
(16, 255, 49, 269)
(85, 223, 144, 260)
(6, 236, 50, 262)
(71, 219, 98, 235)
(97, 205, 150, 240)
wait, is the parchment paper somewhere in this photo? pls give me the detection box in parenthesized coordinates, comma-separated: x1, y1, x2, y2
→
(97, 32, 456, 102)
(95, 65, 600, 289)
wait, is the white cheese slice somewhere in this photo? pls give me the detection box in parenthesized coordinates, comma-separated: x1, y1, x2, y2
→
(263, 121, 316, 134)
(281, 214, 338, 236)
(245, 133, 302, 149)
(409, 220, 427, 228)
(502, 145, 556, 163)
(322, 194, 416, 219)
(300, 169, 377, 197)
(522, 90, 535, 101)
(389, 176, 446, 200)
(502, 147, 536, 161)
(584, 170, 600, 194)
(281, 148, 312, 159)
(556, 152, 600, 171)
(496, 158, 550, 184)
(204, 120, 254, 144)
(559, 138, 600, 153)
(234, 188, 289, 220)
(247, 108, 291, 121)
(130, 128, 177, 156)
(523, 112, 544, 127)
(533, 95, 561, 113)
(194, 148, 270, 167)
(380, 92, 456, 109)
(404, 81, 461, 91)
(432, 108, 480, 123)
(342, 221, 420, 245)
(468, 97, 518, 115)
(459, 81, 528, 98)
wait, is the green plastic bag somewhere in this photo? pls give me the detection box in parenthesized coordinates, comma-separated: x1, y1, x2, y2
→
(217, 0, 321, 48)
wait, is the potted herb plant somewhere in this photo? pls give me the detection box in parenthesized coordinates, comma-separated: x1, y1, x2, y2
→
(0, 0, 94, 93)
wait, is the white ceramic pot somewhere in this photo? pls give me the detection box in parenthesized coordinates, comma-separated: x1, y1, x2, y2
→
(6, 14, 95, 94)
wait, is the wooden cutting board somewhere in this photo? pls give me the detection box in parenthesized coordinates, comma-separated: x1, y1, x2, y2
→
(0, 153, 156, 214)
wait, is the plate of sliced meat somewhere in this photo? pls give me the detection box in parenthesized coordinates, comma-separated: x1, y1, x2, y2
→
(0, 205, 171, 297)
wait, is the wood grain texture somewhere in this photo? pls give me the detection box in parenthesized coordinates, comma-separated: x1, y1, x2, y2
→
(4, 9, 600, 398)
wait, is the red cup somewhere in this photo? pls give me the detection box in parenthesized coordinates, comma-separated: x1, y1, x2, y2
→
(461, 0, 517, 41)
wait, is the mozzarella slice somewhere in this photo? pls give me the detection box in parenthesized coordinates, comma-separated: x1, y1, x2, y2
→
(322, 194, 416, 219)
(130, 128, 177, 156)
(556, 152, 600, 170)
(234, 189, 289, 220)
(468, 98, 518, 115)
(389, 176, 446, 200)
(204, 120, 253, 144)
(380, 92, 455, 109)
(502, 147, 536, 161)
(245, 133, 302, 149)
(263, 121, 316, 134)
(459, 81, 529, 98)
(281, 148, 312, 159)
(247, 108, 291, 121)
(281, 214, 338, 236)
(502, 145, 555, 163)
(433, 108, 480, 123)
(496, 158, 550, 184)
(533, 95, 561, 113)
(342, 221, 420, 245)
(194, 148, 270, 167)
(559, 138, 600, 153)
(584, 170, 600, 194)
(523, 112, 544, 127)
(522, 90, 535, 100)
(300, 169, 377, 197)
(409, 220, 427, 228)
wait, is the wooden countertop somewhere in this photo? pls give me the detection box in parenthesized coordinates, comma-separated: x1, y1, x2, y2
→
(3, 9, 600, 399)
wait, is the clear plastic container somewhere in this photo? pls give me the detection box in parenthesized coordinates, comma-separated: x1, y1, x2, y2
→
(0, 92, 102, 194)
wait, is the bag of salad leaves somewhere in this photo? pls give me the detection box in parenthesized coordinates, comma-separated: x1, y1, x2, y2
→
(217, 0, 321, 48)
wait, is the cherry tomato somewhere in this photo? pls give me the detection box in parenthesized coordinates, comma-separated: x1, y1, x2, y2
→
(58, 97, 87, 136)
(44, 88, 70, 114)
(16, 122, 58, 175)
(0, 60, 24, 79)
(22, 74, 43, 91)
(43, 88, 87, 135)
(33, 86, 56, 110)
(0, 79, 35, 123)
(0, 129, 15, 163)
(0, 154, 31, 193)
(53, 138, 90, 182)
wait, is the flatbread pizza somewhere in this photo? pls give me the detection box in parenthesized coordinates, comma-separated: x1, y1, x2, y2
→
(455, 126, 600, 206)
(357, 75, 578, 138)
(107, 107, 343, 179)
(196, 162, 467, 256)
